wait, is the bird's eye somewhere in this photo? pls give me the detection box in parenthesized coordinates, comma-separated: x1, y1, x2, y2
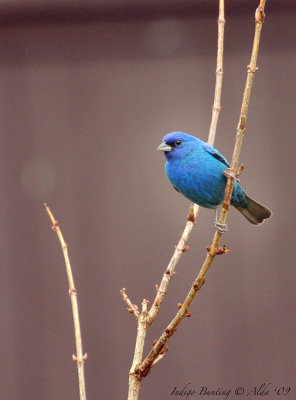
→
(175, 140, 182, 146)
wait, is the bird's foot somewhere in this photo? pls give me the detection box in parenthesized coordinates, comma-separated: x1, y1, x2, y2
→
(214, 221, 229, 233)
(223, 168, 239, 182)
(223, 165, 244, 182)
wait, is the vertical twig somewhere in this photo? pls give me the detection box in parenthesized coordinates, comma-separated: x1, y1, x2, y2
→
(136, 0, 267, 378)
(208, 0, 225, 147)
(44, 204, 87, 400)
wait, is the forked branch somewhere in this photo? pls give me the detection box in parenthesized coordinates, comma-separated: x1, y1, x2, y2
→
(135, 0, 267, 381)
(125, 2, 226, 399)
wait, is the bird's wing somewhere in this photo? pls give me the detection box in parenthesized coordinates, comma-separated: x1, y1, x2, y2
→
(202, 143, 230, 167)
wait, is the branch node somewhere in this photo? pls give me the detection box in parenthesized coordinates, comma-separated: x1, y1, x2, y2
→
(187, 207, 196, 222)
(69, 288, 77, 296)
(177, 303, 182, 309)
(205, 245, 231, 255)
(135, 360, 155, 379)
(185, 311, 191, 318)
(182, 245, 190, 253)
(247, 64, 259, 73)
(255, 6, 265, 23)
(238, 114, 247, 132)
(72, 353, 88, 364)
(193, 277, 206, 292)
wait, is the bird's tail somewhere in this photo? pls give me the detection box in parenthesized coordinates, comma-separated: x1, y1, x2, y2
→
(235, 195, 272, 225)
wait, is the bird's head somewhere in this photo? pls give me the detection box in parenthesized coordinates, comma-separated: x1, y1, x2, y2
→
(157, 131, 198, 160)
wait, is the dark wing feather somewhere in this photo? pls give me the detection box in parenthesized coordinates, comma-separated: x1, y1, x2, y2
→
(203, 143, 230, 167)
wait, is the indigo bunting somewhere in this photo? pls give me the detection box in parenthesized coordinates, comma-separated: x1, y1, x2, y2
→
(157, 132, 272, 231)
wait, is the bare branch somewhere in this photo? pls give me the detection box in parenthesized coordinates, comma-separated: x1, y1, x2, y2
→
(208, 0, 226, 146)
(127, 2, 227, 398)
(147, 204, 198, 323)
(120, 288, 140, 318)
(44, 203, 87, 400)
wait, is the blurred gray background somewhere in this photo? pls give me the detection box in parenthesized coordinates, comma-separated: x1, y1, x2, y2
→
(0, 1, 295, 399)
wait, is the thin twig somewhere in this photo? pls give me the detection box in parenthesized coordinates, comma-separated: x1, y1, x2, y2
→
(147, 204, 198, 324)
(136, 0, 267, 379)
(44, 203, 87, 400)
(126, 2, 226, 399)
(120, 288, 140, 317)
(208, 0, 225, 147)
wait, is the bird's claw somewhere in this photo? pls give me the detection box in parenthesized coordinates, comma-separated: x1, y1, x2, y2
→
(223, 168, 240, 182)
(214, 221, 229, 233)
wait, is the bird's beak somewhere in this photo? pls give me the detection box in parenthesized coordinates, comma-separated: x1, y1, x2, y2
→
(157, 142, 172, 152)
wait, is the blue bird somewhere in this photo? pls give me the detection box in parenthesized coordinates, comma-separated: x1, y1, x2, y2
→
(157, 131, 272, 231)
